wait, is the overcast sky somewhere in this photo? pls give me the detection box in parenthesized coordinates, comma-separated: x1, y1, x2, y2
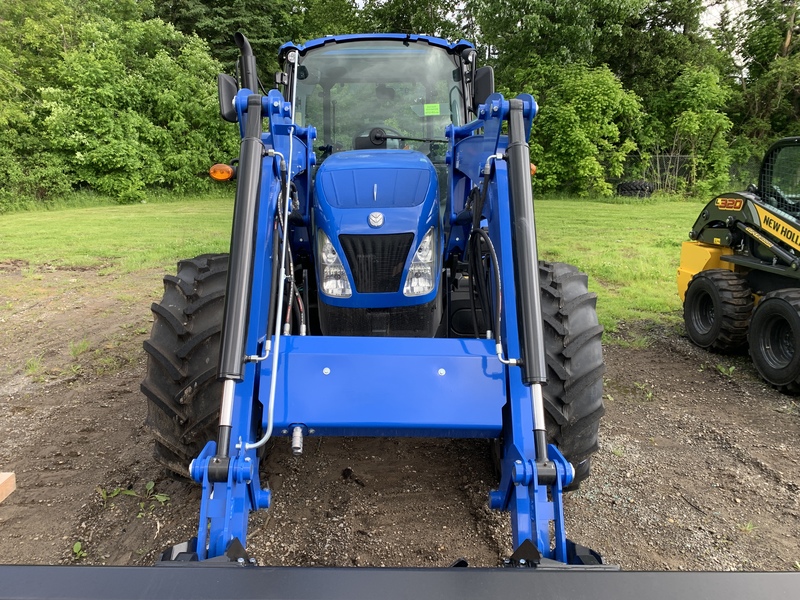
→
(702, 0, 747, 28)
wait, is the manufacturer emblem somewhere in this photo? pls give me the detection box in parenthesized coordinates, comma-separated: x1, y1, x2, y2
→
(368, 212, 385, 228)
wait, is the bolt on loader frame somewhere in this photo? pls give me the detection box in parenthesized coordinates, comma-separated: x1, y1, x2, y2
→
(174, 31, 600, 566)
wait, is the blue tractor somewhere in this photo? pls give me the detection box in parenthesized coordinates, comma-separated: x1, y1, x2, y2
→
(141, 32, 606, 566)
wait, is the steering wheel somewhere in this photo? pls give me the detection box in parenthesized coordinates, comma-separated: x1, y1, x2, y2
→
(353, 126, 405, 149)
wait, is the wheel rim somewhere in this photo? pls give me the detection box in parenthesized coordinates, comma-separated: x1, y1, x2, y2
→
(759, 313, 795, 369)
(690, 291, 715, 335)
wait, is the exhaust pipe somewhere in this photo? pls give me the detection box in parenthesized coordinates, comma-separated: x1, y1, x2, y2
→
(235, 32, 259, 92)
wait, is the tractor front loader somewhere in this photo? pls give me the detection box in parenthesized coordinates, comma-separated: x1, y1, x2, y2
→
(678, 137, 800, 392)
(140, 32, 607, 567)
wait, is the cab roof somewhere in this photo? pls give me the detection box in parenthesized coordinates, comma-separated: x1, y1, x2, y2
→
(278, 34, 474, 65)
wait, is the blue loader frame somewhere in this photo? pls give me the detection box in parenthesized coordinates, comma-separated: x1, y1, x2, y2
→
(184, 34, 595, 568)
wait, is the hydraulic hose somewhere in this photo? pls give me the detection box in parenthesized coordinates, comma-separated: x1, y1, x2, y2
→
(246, 129, 295, 452)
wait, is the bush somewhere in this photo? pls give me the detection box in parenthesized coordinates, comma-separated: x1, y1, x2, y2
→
(40, 18, 237, 202)
(0, 4, 238, 208)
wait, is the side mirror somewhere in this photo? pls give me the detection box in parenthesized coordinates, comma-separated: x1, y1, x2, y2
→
(473, 66, 495, 111)
(218, 73, 238, 123)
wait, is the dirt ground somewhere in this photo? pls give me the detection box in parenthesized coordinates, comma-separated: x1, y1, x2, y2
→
(0, 263, 798, 571)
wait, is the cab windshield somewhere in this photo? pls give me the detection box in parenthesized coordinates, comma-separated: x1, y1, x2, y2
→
(292, 40, 465, 158)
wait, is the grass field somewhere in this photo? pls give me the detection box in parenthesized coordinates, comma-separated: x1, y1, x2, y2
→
(0, 192, 706, 331)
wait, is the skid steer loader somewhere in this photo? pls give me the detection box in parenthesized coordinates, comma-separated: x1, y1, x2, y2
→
(678, 137, 800, 392)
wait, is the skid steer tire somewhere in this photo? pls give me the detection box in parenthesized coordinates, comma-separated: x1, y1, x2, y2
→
(684, 270, 753, 352)
(539, 262, 606, 487)
(748, 289, 800, 394)
(141, 254, 229, 477)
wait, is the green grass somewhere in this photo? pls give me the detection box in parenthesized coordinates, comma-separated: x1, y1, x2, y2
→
(0, 191, 706, 331)
(0, 191, 234, 272)
(535, 195, 706, 332)
(69, 339, 91, 358)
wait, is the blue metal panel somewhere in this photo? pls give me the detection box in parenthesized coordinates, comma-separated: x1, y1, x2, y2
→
(262, 337, 505, 437)
(317, 151, 435, 209)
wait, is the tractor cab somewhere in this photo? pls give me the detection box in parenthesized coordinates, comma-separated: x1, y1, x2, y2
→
(279, 36, 474, 160)
(270, 36, 488, 336)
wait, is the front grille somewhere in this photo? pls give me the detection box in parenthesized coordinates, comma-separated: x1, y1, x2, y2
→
(318, 298, 443, 337)
(339, 233, 414, 293)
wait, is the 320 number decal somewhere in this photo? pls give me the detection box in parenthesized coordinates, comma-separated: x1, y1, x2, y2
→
(716, 197, 744, 210)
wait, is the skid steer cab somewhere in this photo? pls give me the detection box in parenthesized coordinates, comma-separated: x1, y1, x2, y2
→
(678, 137, 800, 392)
(142, 33, 606, 568)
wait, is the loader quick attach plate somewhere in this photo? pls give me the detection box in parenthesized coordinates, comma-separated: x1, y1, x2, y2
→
(266, 336, 506, 437)
(0, 565, 796, 600)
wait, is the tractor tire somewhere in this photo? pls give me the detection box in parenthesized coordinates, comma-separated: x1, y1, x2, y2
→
(684, 269, 753, 352)
(141, 254, 229, 477)
(616, 180, 654, 198)
(748, 289, 800, 394)
(539, 262, 606, 487)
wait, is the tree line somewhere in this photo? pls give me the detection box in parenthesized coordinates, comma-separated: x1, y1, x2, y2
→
(0, 0, 797, 208)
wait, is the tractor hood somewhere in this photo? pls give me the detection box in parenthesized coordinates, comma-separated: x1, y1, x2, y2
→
(315, 149, 437, 210)
(313, 149, 442, 312)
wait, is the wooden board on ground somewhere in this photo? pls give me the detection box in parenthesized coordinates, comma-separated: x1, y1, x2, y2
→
(0, 472, 15, 504)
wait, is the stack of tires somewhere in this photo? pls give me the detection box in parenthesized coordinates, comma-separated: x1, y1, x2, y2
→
(616, 180, 655, 198)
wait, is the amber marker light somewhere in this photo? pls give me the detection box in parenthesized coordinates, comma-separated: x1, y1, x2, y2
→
(530, 163, 537, 176)
(209, 163, 235, 181)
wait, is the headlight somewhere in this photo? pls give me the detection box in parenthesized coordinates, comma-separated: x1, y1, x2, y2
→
(403, 227, 436, 297)
(317, 230, 352, 298)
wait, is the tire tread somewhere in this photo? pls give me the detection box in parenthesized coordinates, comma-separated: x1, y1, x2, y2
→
(141, 254, 229, 476)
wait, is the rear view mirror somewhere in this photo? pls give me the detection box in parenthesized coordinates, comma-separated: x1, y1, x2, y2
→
(218, 73, 238, 123)
(473, 66, 495, 111)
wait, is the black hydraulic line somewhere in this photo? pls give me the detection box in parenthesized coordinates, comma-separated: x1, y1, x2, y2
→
(473, 237, 491, 334)
(218, 93, 263, 381)
(235, 33, 258, 92)
(506, 98, 547, 385)
(265, 217, 281, 345)
(467, 181, 491, 338)
(466, 188, 481, 337)
(467, 244, 480, 337)
(474, 229, 502, 342)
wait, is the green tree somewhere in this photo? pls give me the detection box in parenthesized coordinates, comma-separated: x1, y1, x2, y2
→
(299, 0, 365, 41)
(0, 0, 81, 205)
(361, 0, 462, 39)
(40, 16, 237, 200)
(665, 67, 733, 195)
(152, 0, 300, 72)
(593, 0, 722, 140)
(470, 0, 647, 74)
(506, 64, 642, 196)
(739, 0, 800, 142)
